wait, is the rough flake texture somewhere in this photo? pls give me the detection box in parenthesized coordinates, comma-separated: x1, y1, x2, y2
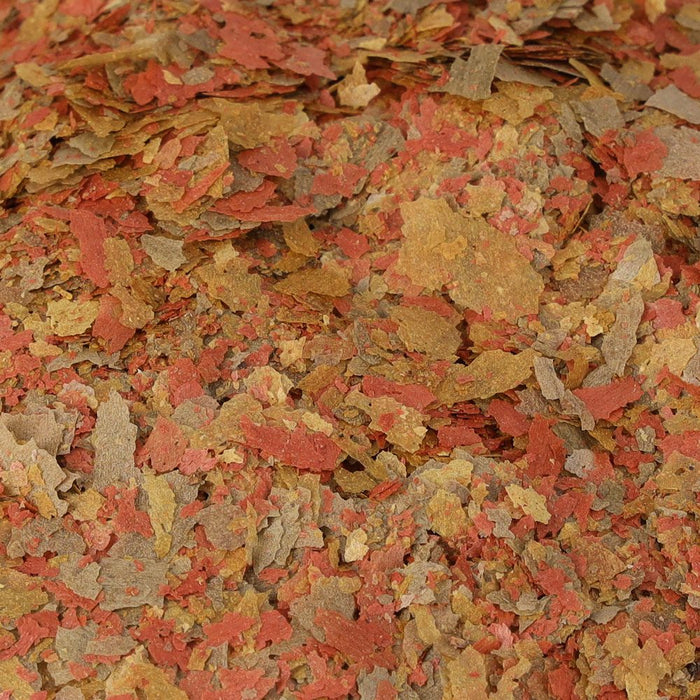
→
(0, 1, 699, 698)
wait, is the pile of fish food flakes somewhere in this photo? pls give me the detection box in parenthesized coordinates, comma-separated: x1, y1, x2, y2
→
(0, 1, 699, 699)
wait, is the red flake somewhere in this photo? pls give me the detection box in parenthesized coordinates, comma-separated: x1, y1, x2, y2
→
(167, 358, 204, 406)
(255, 610, 293, 649)
(296, 674, 356, 700)
(238, 139, 297, 178)
(572, 376, 643, 421)
(669, 65, 700, 99)
(202, 612, 256, 647)
(219, 14, 284, 69)
(312, 164, 367, 198)
(335, 228, 370, 259)
(241, 417, 341, 472)
(1, 611, 59, 659)
(215, 180, 277, 214)
(487, 399, 530, 437)
(178, 448, 217, 475)
(437, 424, 482, 449)
(314, 609, 396, 670)
(91, 295, 135, 352)
(235, 203, 316, 222)
(660, 431, 700, 460)
(111, 487, 154, 538)
(547, 664, 578, 700)
(69, 210, 110, 287)
(526, 415, 566, 479)
(145, 417, 187, 473)
(361, 376, 436, 411)
(377, 412, 396, 431)
(622, 129, 668, 179)
(275, 45, 336, 79)
(123, 61, 163, 105)
(369, 479, 403, 501)
(649, 297, 685, 329)
(174, 163, 231, 212)
(0, 314, 33, 352)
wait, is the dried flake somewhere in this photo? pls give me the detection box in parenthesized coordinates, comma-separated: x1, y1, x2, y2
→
(105, 648, 188, 699)
(533, 356, 565, 400)
(0, 569, 49, 620)
(437, 349, 535, 405)
(390, 304, 460, 359)
(0, 659, 36, 699)
(573, 97, 624, 138)
(196, 246, 262, 311)
(70, 210, 110, 288)
(442, 45, 503, 101)
(397, 198, 543, 321)
(0, 420, 69, 518)
(646, 84, 700, 125)
(343, 528, 369, 562)
(143, 472, 176, 558)
(443, 647, 488, 700)
(623, 129, 668, 179)
(110, 284, 154, 329)
(100, 555, 167, 611)
(604, 627, 671, 700)
(2, 2, 700, 698)
(141, 234, 186, 271)
(205, 99, 308, 149)
(338, 62, 381, 108)
(482, 82, 553, 124)
(58, 554, 101, 600)
(47, 298, 99, 336)
(601, 290, 644, 375)
(425, 489, 468, 538)
(505, 484, 551, 524)
(573, 376, 643, 421)
(654, 125, 700, 180)
(282, 219, 321, 256)
(92, 391, 139, 490)
(344, 390, 427, 453)
(241, 417, 341, 472)
(275, 264, 351, 298)
(610, 237, 660, 289)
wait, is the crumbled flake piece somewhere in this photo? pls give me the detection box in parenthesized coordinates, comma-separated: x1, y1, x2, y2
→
(338, 62, 381, 108)
(397, 198, 543, 321)
(141, 234, 186, 271)
(654, 125, 700, 180)
(275, 264, 351, 298)
(604, 627, 671, 700)
(573, 97, 625, 138)
(195, 245, 262, 311)
(601, 290, 644, 375)
(344, 390, 427, 452)
(47, 298, 99, 336)
(646, 85, 700, 125)
(3, 2, 700, 697)
(438, 349, 535, 405)
(443, 647, 488, 699)
(143, 472, 176, 558)
(534, 356, 565, 400)
(390, 305, 460, 359)
(610, 237, 660, 289)
(0, 569, 49, 619)
(0, 420, 69, 517)
(205, 99, 309, 149)
(91, 391, 139, 490)
(442, 45, 504, 101)
(506, 484, 551, 523)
